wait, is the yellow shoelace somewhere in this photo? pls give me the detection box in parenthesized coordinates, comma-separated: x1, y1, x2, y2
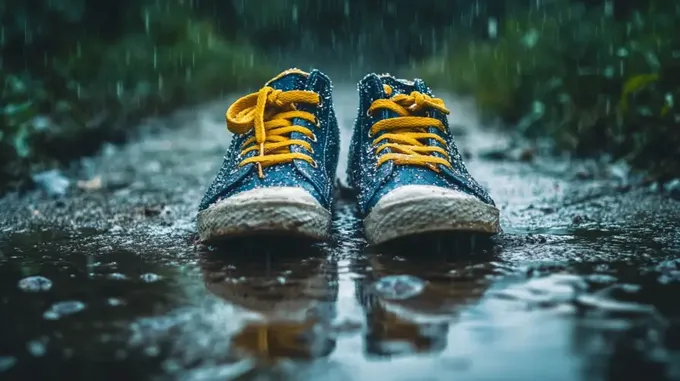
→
(368, 85, 452, 171)
(232, 322, 315, 360)
(226, 86, 320, 178)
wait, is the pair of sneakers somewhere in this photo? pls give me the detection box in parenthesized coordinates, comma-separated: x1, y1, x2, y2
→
(197, 68, 500, 245)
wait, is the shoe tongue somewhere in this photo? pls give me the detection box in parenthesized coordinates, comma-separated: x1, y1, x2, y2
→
(378, 75, 416, 95)
(377, 74, 431, 97)
(265, 68, 311, 91)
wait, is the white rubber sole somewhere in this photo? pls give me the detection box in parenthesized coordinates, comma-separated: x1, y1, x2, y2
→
(197, 187, 331, 243)
(364, 185, 501, 245)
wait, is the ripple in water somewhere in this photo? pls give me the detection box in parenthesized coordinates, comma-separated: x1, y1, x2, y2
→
(140, 273, 163, 283)
(576, 283, 657, 316)
(43, 300, 86, 320)
(107, 273, 128, 280)
(489, 273, 587, 307)
(372, 275, 426, 300)
(18, 276, 53, 292)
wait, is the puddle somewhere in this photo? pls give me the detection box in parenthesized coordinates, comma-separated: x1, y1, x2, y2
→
(1, 204, 679, 381)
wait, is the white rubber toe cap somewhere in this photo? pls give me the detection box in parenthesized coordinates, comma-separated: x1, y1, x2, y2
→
(197, 187, 331, 242)
(364, 185, 500, 245)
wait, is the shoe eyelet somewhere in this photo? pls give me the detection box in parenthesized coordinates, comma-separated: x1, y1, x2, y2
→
(310, 160, 318, 168)
(365, 109, 372, 117)
(310, 134, 317, 142)
(314, 117, 320, 127)
(308, 146, 315, 154)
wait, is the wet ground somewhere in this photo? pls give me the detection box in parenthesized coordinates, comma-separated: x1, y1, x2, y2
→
(1, 84, 679, 381)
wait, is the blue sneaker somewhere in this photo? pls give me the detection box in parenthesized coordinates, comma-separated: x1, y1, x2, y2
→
(198, 69, 339, 242)
(347, 74, 500, 244)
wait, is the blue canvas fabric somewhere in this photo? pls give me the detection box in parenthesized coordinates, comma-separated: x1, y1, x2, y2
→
(347, 73, 496, 215)
(199, 69, 340, 212)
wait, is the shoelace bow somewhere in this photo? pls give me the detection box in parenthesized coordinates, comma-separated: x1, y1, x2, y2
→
(368, 85, 452, 171)
(226, 86, 320, 178)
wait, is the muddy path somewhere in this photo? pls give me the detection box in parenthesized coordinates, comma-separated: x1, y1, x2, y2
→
(1, 84, 679, 381)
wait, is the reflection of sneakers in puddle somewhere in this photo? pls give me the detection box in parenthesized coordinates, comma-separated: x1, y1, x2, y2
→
(360, 288, 450, 357)
(347, 74, 500, 244)
(200, 242, 338, 360)
(354, 248, 493, 358)
(198, 69, 340, 243)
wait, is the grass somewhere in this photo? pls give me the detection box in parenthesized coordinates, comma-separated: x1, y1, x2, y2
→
(415, 0, 680, 179)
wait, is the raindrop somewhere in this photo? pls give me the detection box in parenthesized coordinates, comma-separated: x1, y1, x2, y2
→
(144, 9, 150, 34)
(43, 300, 86, 320)
(27, 340, 47, 357)
(116, 81, 124, 99)
(18, 276, 53, 292)
(488, 18, 498, 39)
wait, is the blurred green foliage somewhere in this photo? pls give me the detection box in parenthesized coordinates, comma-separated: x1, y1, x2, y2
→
(417, 0, 680, 178)
(0, 0, 271, 191)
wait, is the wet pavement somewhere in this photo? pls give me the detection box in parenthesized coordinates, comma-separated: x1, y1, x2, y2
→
(1, 85, 680, 381)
